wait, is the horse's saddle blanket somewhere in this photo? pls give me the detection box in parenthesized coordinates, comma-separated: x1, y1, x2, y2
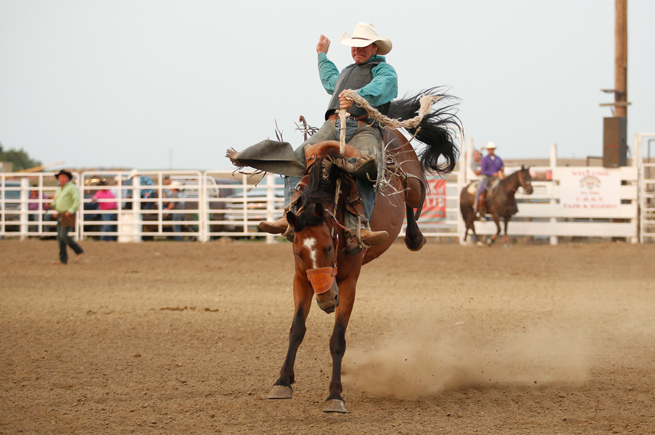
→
(466, 178, 500, 195)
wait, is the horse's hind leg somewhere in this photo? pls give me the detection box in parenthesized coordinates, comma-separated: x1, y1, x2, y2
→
(488, 214, 501, 246)
(268, 279, 313, 399)
(404, 204, 426, 251)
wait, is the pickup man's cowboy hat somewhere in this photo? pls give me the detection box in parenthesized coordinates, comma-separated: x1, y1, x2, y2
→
(54, 169, 73, 180)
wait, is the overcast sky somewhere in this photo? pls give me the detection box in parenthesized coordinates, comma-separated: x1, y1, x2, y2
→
(1, 0, 653, 171)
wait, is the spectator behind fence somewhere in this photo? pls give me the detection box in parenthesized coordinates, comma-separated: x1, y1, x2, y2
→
(28, 189, 51, 232)
(128, 173, 156, 209)
(163, 181, 185, 241)
(469, 148, 482, 178)
(51, 169, 84, 264)
(92, 180, 118, 241)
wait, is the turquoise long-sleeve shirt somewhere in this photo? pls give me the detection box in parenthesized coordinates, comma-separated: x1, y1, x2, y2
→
(51, 181, 81, 215)
(317, 52, 398, 107)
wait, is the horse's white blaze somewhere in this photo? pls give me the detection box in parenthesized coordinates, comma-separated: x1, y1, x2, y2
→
(303, 237, 318, 269)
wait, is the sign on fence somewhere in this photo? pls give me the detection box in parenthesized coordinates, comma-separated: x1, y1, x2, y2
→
(559, 168, 621, 211)
(422, 179, 447, 222)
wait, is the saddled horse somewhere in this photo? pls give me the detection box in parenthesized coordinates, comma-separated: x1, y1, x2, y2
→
(460, 166, 533, 246)
(264, 90, 460, 413)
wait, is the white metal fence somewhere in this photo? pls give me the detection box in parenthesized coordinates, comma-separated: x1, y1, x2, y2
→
(2, 134, 654, 244)
(634, 133, 655, 243)
(457, 142, 641, 244)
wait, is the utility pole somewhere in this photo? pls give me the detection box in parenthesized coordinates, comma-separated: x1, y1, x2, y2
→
(601, 0, 629, 167)
(614, 0, 628, 118)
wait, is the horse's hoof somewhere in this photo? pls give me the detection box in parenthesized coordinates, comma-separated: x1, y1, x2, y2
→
(267, 385, 293, 399)
(404, 234, 426, 251)
(323, 399, 349, 413)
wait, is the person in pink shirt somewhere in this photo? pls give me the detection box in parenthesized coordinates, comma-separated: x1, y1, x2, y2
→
(92, 180, 118, 241)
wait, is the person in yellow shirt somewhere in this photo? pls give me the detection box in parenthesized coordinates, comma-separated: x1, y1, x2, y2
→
(50, 170, 84, 264)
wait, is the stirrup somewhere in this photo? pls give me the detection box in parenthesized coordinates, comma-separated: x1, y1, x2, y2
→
(345, 238, 363, 255)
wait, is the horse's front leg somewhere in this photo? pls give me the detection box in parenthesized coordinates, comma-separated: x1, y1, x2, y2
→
(467, 205, 479, 244)
(268, 274, 313, 400)
(323, 271, 359, 413)
(502, 216, 510, 246)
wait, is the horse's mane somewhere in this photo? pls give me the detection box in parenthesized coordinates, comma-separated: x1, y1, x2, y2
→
(505, 168, 521, 182)
(294, 156, 341, 231)
(388, 87, 461, 174)
(504, 166, 528, 183)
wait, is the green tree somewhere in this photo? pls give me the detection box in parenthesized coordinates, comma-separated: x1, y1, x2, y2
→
(0, 142, 42, 171)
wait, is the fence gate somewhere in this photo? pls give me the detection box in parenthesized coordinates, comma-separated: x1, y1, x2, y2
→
(636, 133, 655, 243)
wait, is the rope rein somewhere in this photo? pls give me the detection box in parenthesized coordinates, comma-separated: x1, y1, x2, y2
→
(334, 90, 440, 197)
(337, 89, 440, 137)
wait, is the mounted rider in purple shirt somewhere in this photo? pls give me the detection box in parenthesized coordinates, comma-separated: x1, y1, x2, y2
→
(474, 142, 505, 216)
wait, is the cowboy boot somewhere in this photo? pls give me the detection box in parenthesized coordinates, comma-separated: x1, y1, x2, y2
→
(477, 193, 486, 218)
(258, 216, 288, 234)
(344, 212, 389, 254)
(360, 228, 389, 246)
(345, 227, 389, 255)
(259, 176, 307, 236)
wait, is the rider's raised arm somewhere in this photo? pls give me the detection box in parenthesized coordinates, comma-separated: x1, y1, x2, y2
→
(318, 52, 340, 95)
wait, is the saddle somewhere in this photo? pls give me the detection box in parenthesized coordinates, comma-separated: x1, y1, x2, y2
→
(304, 141, 362, 169)
(287, 141, 370, 222)
(467, 177, 501, 195)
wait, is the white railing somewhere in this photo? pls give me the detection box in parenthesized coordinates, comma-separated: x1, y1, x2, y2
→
(1, 135, 654, 244)
(634, 133, 655, 243)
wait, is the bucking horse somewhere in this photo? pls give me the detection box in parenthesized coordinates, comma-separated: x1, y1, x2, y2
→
(227, 88, 461, 412)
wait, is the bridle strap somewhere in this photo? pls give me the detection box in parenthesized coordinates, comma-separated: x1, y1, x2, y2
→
(507, 170, 529, 193)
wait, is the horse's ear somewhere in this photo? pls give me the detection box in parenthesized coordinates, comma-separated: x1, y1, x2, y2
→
(286, 210, 297, 229)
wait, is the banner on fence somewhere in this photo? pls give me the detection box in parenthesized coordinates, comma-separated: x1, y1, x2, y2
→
(422, 179, 447, 222)
(559, 168, 620, 210)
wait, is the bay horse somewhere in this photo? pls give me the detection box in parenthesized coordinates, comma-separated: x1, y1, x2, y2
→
(266, 89, 460, 413)
(460, 166, 533, 246)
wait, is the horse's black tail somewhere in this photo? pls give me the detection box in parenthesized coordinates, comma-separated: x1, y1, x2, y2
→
(388, 87, 461, 175)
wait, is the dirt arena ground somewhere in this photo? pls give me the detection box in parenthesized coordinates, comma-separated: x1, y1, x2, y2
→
(1, 238, 654, 434)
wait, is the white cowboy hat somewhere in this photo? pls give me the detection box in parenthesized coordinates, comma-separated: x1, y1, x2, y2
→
(485, 141, 498, 150)
(340, 22, 392, 55)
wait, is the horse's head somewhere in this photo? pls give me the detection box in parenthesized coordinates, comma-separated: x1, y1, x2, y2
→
(286, 157, 343, 313)
(518, 165, 534, 195)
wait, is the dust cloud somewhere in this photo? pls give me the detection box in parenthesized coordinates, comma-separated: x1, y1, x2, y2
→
(344, 322, 590, 399)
